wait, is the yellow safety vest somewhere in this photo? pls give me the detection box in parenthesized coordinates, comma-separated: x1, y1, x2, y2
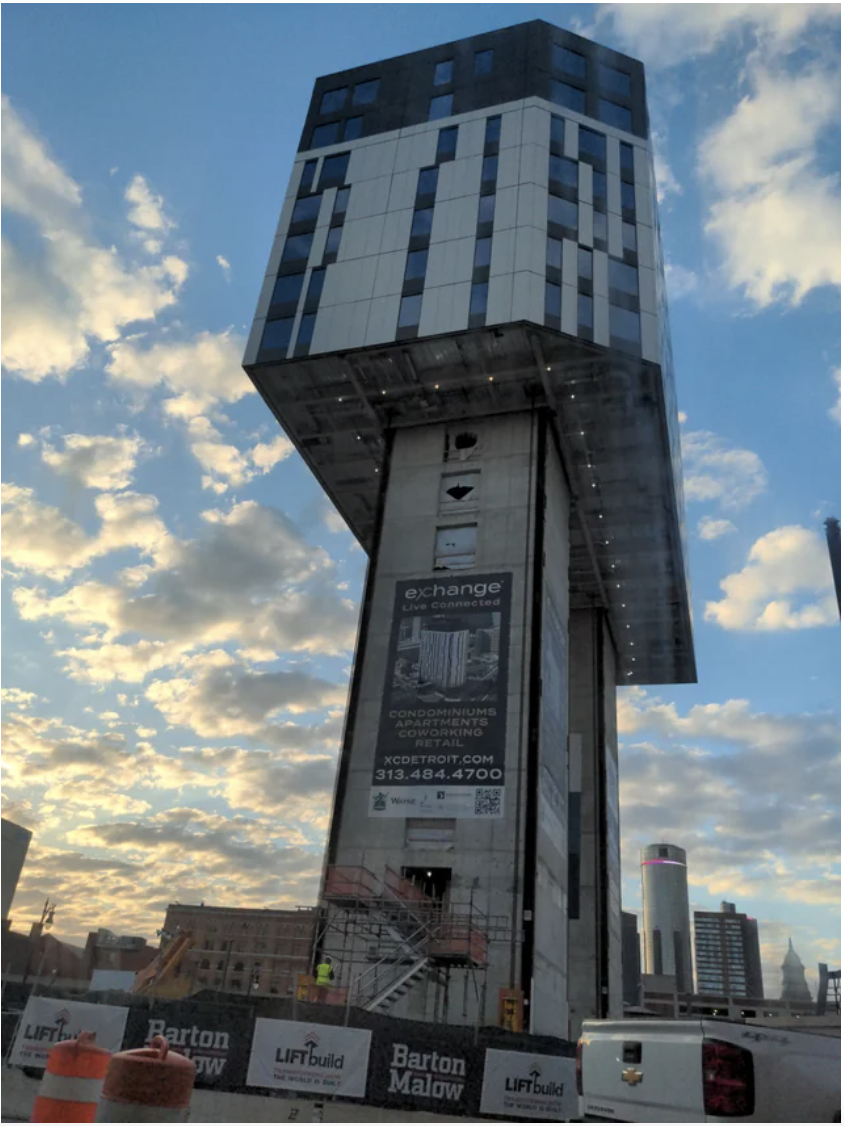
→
(315, 962, 333, 987)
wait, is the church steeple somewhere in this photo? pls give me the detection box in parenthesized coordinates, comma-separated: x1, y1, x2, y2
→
(781, 938, 812, 1002)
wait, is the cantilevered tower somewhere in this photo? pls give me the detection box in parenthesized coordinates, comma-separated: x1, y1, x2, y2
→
(243, 20, 695, 1039)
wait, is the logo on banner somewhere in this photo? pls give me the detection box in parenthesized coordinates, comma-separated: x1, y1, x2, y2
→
(372, 791, 388, 811)
(146, 1019, 230, 1079)
(387, 1042, 467, 1100)
(24, 1006, 72, 1044)
(276, 1028, 346, 1070)
(504, 1060, 565, 1098)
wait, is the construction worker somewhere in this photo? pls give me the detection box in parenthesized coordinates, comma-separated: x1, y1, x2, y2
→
(314, 955, 334, 1001)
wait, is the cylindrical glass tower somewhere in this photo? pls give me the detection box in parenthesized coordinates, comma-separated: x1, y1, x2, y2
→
(641, 842, 693, 993)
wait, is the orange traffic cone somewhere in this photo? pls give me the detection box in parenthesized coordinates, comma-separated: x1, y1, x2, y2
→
(95, 1035, 196, 1122)
(31, 1030, 111, 1123)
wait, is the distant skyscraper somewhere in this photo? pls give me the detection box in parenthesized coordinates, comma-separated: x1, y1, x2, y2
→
(694, 901, 764, 997)
(621, 910, 642, 1007)
(641, 843, 693, 993)
(781, 938, 812, 1003)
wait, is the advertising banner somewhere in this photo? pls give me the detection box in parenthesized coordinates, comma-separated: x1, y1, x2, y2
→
(370, 573, 511, 819)
(246, 1018, 371, 1097)
(368, 1026, 474, 1115)
(480, 1048, 577, 1121)
(10, 997, 129, 1067)
(121, 1002, 252, 1088)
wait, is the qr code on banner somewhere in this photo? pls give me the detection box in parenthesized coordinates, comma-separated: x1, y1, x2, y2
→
(474, 788, 502, 817)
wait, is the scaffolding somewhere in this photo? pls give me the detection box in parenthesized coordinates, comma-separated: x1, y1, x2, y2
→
(816, 964, 841, 1016)
(310, 864, 513, 1024)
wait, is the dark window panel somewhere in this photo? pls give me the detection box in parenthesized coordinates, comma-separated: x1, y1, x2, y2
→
(320, 88, 347, 114)
(306, 268, 326, 304)
(578, 247, 593, 281)
(291, 194, 322, 225)
(261, 317, 295, 353)
(610, 304, 640, 349)
(622, 221, 637, 253)
(478, 194, 495, 224)
(318, 153, 350, 189)
(578, 293, 593, 330)
(551, 80, 585, 114)
(593, 211, 608, 245)
(548, 194, 578, 230)
(417, 167, 439, 197)
(546, 235, 562, 270)
(437, 126, 458, 161)
(299, 159, 318, 193)
(481, 155, 498, 186)
(282, 232, 314, 263)
(333, 187, 351, 216)
(474, 237, 492, 268)
(311, 122, 340, 148)
(599, 63, 631, 99)
(485, 116, 502, 144)
(599, 98, 633, 133)
(549, 154, 578, 188)
(620, 142, 635, 176)
(434, 59, 453, 86)
(592, 170, 608, 205)
(324, 226, 342, 256)
(579, 127, 607, 163)
(550, 115, 566, 149)
(609, 257, 639, 296)
(621, 181, 636, 212)
(272, 273, 305, 305)
(469, 281, 488, 316)
(429, 93, 453, 121)
(553, 45, 587, 78)
(405, 248, 428, 281)
(545, 280, 561, 317)
(343, 116, 364, 142)
(297, 312, 317, 348)
(398, 293, 422, 328)
(474, 49, 493, 75)
(352, 79, 379, 106)
(411, 208, 434, 237)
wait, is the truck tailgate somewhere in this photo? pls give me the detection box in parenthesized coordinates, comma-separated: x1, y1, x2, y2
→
(580, 1020, 707, 1122)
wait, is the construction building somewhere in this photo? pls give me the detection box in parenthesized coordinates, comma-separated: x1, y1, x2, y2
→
(243, 20, 695, 1038)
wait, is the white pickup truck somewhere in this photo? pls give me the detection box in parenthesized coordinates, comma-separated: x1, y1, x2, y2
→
(577, 1018, 841, 1122)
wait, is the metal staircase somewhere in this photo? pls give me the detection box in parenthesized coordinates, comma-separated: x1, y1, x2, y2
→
(315, 864, 494, 1018)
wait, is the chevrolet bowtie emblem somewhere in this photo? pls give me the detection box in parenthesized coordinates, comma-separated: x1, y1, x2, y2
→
(621, 1067, 644, 1086)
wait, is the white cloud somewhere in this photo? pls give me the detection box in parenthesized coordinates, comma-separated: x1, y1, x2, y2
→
(698, 516, 737, 540)
(2, 484, 175, 580)
(216, 255, 231, 278)
(664, 261, 698, 300)
(105, 330, 251, 419)
(13, 499, 359, 681)
(704, 525, 840, 630)
(591, 4, 838, 68)
(39, 431, 149, 491)
(682, 427, 767, 511)
(1, 98, 189, 382)
(829, 368, 841, 425)
(187, 419, 294, 493)
(124, 175, 173, 235)
(699, 66, 840, 308)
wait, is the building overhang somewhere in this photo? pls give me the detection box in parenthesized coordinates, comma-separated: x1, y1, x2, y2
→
(244, 322, 696, 686)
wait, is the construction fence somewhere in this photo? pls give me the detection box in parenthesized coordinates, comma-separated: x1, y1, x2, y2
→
(4, 989, 576, 1121)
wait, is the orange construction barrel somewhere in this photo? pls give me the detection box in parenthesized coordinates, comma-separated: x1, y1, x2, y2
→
(31, 1030, 111, 1123)
(95, 1035, 196, 1122)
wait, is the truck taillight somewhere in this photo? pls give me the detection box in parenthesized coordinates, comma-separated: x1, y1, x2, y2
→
(702, 1038, 755, 1117)
(576, 1038, 583, 1096)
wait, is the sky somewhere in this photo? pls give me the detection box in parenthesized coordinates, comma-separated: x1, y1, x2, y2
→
(1, 4, 840, 999)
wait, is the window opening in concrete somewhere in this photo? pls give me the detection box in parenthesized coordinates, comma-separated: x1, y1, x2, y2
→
(434, 525, 477, 570)
(402, 865, 452, 901)
(444, 430, 480, 462)
(439, 470, 480, 512)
